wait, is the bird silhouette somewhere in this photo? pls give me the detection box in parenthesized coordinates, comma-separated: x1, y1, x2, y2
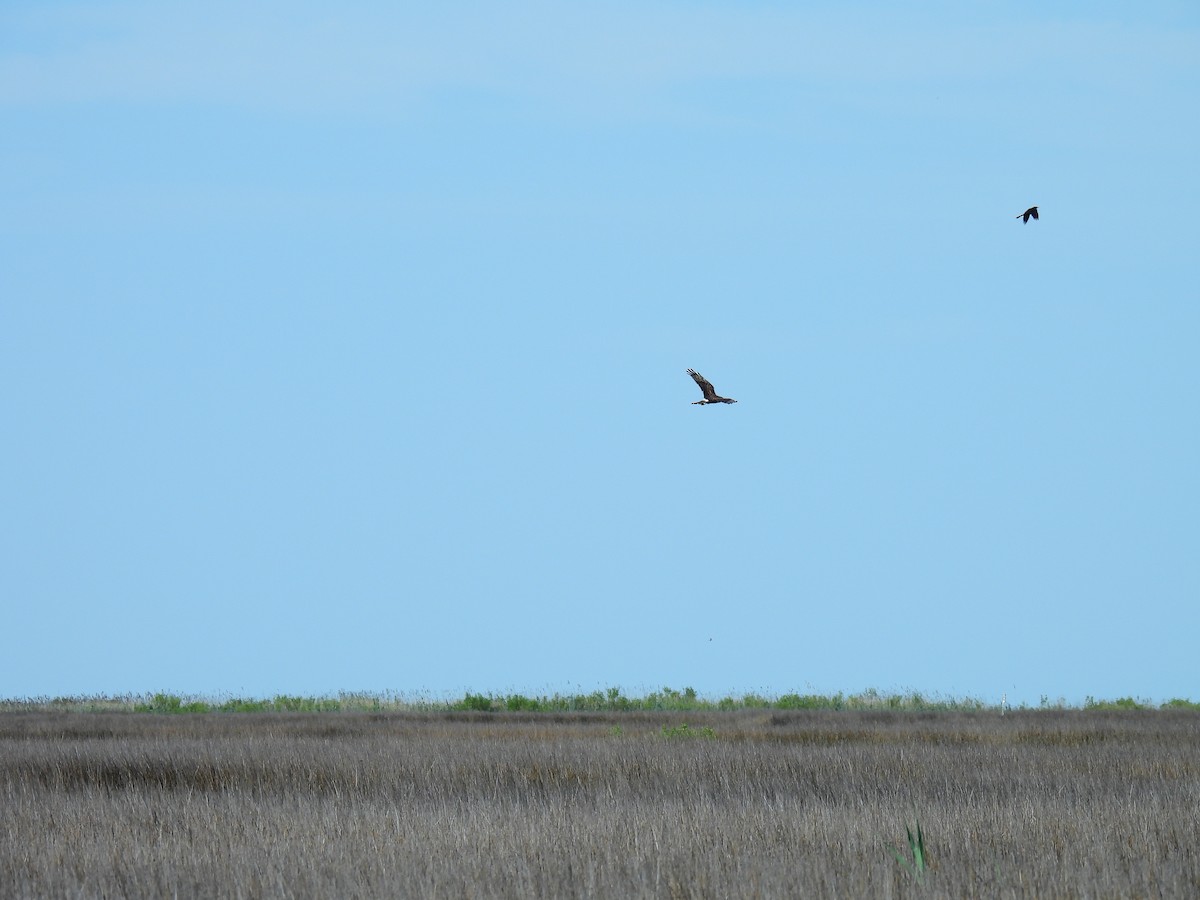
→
(1016, 206, 1039, 223)
(686, 369, 737, 405)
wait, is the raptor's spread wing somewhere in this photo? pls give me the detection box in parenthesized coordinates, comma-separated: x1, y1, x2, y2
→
(686, 369, 718, 401)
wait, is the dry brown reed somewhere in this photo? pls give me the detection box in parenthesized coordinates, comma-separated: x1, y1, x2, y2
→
(2, 709, 1198, 898)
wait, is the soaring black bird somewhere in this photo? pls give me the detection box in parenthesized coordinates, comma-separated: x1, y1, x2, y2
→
(1016, 206, 1039, 223)
(687, 369, 737, 405)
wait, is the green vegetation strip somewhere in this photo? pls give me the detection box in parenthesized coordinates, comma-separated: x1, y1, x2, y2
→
(2, 687, 1196, 714)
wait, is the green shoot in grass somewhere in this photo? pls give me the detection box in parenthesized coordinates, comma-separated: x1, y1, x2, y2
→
(890, 819, 928, 882)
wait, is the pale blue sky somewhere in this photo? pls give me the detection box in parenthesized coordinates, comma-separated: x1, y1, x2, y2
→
(3, 3, 1197, 705)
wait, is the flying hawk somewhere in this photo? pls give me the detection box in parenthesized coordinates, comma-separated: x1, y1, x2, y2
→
(1016, 206, 1039, 223)
(687, 369, 737, 405)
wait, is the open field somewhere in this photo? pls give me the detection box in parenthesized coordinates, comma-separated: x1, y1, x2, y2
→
(2, 709, 1198, 898)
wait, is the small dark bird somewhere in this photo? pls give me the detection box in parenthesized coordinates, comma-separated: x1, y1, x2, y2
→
(687, 369, 737, 405)
(1016, 206, 1039, 223)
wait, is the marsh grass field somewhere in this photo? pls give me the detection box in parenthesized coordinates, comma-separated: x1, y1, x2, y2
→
(2, 704, 1199, 898)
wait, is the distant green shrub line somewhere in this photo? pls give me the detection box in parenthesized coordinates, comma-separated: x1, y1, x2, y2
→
(1, 687, 1197, 714)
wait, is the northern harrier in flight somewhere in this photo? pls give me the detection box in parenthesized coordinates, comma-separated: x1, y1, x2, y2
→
(687, 369, 737, 405)
(1016, 206, 1039, 223)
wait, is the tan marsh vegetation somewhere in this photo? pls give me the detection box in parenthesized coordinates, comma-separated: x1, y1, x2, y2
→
(2, 709, 1198, 898)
